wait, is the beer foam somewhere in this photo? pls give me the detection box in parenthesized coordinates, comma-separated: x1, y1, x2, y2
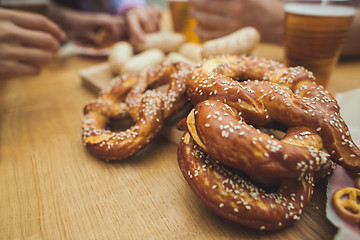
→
(285, 3, 357, 17)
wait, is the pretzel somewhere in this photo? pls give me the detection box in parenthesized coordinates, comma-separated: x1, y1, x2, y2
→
(82, 61, 192, 161)
(332, 187, 360, 223)
(178, 131, 314, 230)
(186, 55, 360, 173)
(178, 101, 335, 231)
(82, 70, 165, 160)
(246, 126, 336, 186)
(186, 100, 332, 179)
(125, 62, 191, 121)
(177, 55, 359, 230)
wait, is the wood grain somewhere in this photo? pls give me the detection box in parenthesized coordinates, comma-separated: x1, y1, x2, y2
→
(1, 44, 359, 239)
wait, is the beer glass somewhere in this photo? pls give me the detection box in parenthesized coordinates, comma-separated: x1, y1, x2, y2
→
(284, 0, 358, 87)
(167, 0, 200, 43)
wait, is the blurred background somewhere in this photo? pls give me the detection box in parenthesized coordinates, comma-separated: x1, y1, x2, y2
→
(148, 0, 166, 8)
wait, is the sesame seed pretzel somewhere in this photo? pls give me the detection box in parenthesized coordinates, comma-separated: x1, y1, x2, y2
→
(179, 100, 337, 230)
(82, 62, 191, 161)
(177, 55, 359, 230)
(186, 100, 334, 179)
(178, 131, 314, 230)
(186, 55, 360, 172)
(82, 89, 164, 161)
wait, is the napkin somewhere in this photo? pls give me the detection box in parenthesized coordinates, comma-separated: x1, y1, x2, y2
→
(57, 41, 111, 58)
(326, 88, 360, 240)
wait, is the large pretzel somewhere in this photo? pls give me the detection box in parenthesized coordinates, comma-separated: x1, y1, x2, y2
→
(82, 62, 191, 161)
(186, 99, 333, 179)
(177, 55, 359, 230)
(186, 55, 360, 172)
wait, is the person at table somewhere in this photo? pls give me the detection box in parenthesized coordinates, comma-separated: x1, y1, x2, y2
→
(0, 1, 162, 80)
(0, 8, 66, 80)
(50, 0, 162, 45)
(189, 0, 360, 58)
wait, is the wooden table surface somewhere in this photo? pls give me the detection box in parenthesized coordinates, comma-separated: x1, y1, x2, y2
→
(1, 43, 359, 240)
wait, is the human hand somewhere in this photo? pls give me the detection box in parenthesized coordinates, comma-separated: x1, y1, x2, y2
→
(49, 6, 126, 46)
(125, 5, 162, 45)
(0, 8, 66, 80)
(68, 13, 125, 46)
(189, 0, 284, 43)
(189, 0, 244, 40)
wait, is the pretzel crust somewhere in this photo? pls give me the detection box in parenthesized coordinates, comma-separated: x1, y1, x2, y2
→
(84, 74, 139, 118)
(178, 131, 314, 230)
(82, 62, 191, 161)
(177, 55, 360, 230)
(82, 91, 163, 161)
(187, 100, 331, 179)
(186, 55, 360, 172)
(125, 62, 191, 120)
(332, 187, 360, 223)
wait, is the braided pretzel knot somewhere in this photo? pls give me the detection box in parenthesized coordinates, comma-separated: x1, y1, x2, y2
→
(82, 62, 191, 161)
(126, 62, 191, 120)
(178, 55, 359, 230)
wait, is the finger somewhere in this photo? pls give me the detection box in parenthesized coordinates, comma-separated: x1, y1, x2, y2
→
(111, 16, 125, 40)
(15, 27, 61, 51)
(0, 21, 60, 51)
(81, 30, 100, 45)
(129, 9, 156, 33)
(7, 9, 66, 41)
(1, 43, 54, 67)
(189, 0, 236, 16)
(89, 13, 124, 43)
(191, 9, 227, 29)
(148, 5, 162, 23)
(92, 14, 124, 41)
(0, 60, 40, 80)
(127, 14, 145, 43)
(107, 17, 125, 41)
(140, 13, 158, 33)
(146, 6, 162, 32)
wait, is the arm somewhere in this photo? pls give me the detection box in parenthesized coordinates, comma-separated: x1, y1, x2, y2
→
(124, 5, 162, 44)
(189, 0, 284, 44)
(117, 0, 162, 45)
(47, 3, 126, 45)
(190, 0, 359, 58)
(0, 8, 65, 80)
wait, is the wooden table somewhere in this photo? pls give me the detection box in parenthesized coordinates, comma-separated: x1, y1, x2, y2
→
(1, 43, 359, 240)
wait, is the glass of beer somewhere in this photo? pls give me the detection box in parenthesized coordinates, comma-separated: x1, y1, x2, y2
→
(167, 0, 200, 43)
(284, 0, 358, 87)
